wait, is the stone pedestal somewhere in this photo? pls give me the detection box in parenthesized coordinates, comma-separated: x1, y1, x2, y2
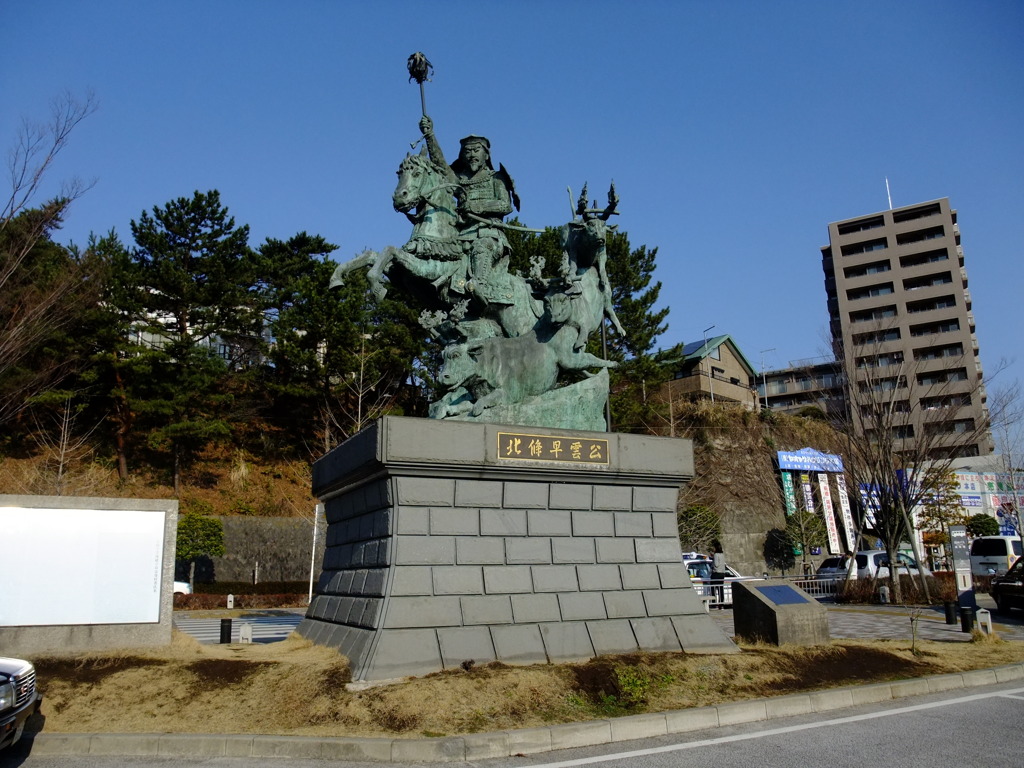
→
(732, 579, 830, 646)
(298, 416, 736, 681)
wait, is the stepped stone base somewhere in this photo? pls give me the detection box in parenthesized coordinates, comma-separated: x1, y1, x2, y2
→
(297, 416, 736, 681)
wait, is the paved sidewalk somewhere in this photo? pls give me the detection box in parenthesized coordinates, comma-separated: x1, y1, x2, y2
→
(707, 594, 1024, 643)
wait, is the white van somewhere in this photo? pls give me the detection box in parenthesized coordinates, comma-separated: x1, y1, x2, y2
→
(969, 536, 1022, 576)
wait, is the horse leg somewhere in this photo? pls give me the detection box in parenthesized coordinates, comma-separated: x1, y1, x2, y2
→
(367, 246, 400, 301)
(329, 249, 377, 289)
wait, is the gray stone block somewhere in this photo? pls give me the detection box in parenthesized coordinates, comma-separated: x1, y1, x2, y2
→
(362, 568, 387, 596)
(557, 592, 607, 621)
(491, 624, 548, 664)
(571, 510, 615, 537)
(394, 535, 455, 565)
(531, 564, 579, 592)
(595, 537, 636, 563)
(587, 618, 640, 655)
(643, 589, 690, 616)
(630, 617, 683, 651)
(604, 591, 648, 619)
(636, 538, 681, 563)
(609, 713, 669, 742)
(549, 483, 593, 510)
(592, 484, 632, 511)
(548, 720, 612, 751)
(671, 615, 739, 654)
(614, 511, 653, 538)
(504, 481, 549, 508)
(457, 537, 506, 564)
(652, 511, 678, 537)
(717, 700, 768, 726)
(383, 596, 463, 628)
(361, 629, 443, 680)
(455, 479, 503, 508)
(552, 537, 596, 564)
(390, 566, 434, 596)
(511, 593, 562, 623)
(632, 486, 680, 512)
(433, 566, 484, 595)
(620, 563, 661, 590)
(396, 476, 454, 506)
(430, 507, 480, 535)
(463, 732, 511, 761)
(506, 537, 552, 564)
(657, 563, 690, 589)
(527, 509, 573, 536)
(577, 564, 623, 592)
(539, 621, 595, 662)
(395, 506, 429, 535)
(483, 565, 534, 594)
(438, 626, 498, 668)
(319, 737, 393, 762)
(480, 508, 528, 536)
(461, 595, 514, 625)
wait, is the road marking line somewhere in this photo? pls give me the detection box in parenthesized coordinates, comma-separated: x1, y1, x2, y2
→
(523, 686, 1024, 768)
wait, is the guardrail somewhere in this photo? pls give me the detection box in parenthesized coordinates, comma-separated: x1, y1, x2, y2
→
(692, 575, 840, 609)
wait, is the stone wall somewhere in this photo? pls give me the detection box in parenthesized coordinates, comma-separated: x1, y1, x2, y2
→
(298, 417, 736, 681)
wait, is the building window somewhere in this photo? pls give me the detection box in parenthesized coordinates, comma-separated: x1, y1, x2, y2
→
(892, 202, 941, 223)
(904, 271, 953, 291)
(844, 259, 892, 279)
(921, 393, 972, 410)
(913, 342, 964, 362)
(838, 215, 885, 235)
(917, 368, 968, 386)
(910, 319, 960, 337)
(907, 294, 957, 314)
(896, 226, 945, 246)
(850, 305, 897, 323)
(841, 237, 888, 256)
(899, 248, 948, 268)
(847, 282, 895, 301)
(853, 328, 901, 345)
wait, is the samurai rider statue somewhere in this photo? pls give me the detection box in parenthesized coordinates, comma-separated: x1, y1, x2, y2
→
(418, 115, 520, 308)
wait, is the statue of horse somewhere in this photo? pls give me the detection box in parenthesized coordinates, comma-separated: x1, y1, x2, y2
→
(330, 149, 465, 307)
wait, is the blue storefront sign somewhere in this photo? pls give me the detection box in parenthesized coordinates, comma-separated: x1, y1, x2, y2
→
(776, 448, 844, 473)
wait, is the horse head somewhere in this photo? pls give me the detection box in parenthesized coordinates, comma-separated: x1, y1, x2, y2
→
(393, 148, 445, 214)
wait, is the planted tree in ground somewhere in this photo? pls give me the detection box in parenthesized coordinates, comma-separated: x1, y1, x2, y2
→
(176, 511, 225, 589)
(916, 469, 969, 568)
(966, 513, 999, 538)
(0, 92, 101, 432)
(126, 191, 258, 491)
(831, 322, 1014, 602)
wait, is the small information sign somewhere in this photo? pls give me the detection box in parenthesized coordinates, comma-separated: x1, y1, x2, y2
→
(497, 432, 610, 465)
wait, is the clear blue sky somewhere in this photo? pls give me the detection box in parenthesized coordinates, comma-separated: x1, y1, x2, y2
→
(4, 1, 1022, 393)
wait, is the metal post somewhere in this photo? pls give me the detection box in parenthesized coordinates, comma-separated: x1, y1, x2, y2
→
(308, 503, 322, 604)
(703, 325, 716, 403)
(759, 348, 775, 411)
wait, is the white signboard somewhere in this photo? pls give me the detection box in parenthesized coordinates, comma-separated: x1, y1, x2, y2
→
(818, 474, 842, 555)
(0, 506, 166, 626)
(834, 474, 857, 552)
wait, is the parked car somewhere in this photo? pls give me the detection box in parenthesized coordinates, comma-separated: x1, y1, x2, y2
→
(683, 557, 758, 606)
(815, 556, 853, 578)
(173, 580, 192, 595)
(990, 557, 1024, 614)
(854, 550, 931, 580)
(969, 536, 1023, 577)
(0, 657, 41, 751)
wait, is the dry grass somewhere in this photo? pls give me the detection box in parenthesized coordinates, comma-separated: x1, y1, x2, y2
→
(27, 630, 1024, 739)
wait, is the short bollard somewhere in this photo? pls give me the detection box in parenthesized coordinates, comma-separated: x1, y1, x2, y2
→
(227, 593, 234, 609)
(219, 618, 232, 644)
(960, 605, 975, 633)
(944, 601, 958, 625)
(975, 608, 992, 635)
(878, 585, 890, 604)
(239, 622, 253, 644)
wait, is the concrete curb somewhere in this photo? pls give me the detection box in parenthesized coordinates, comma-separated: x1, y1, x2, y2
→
(24, 662, 1024, 762)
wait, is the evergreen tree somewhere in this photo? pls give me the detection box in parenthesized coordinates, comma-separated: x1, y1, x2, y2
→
(127, 191, 257, 491)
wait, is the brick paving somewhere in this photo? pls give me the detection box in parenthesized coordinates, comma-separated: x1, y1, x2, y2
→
(708, 593, 1024, 643)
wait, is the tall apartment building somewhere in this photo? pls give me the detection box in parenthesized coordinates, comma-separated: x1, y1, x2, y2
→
(821, 197, 993, 458)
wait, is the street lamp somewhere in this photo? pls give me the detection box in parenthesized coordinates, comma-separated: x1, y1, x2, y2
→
(760, 348, 776, 411)
(703, 325, 716, 403)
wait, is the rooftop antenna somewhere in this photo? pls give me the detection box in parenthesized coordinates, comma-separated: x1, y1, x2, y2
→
(885, 177, 893, 211)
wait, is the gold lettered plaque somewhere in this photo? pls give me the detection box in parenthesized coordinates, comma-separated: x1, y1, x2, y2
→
(497, 431, 610, 465)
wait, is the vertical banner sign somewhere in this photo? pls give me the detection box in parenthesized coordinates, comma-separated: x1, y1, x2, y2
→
(781, 472, 797, 516)
(818, 474, 842, 555)
(833, 474, 857, 553)
(800, 473, 816, 514)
